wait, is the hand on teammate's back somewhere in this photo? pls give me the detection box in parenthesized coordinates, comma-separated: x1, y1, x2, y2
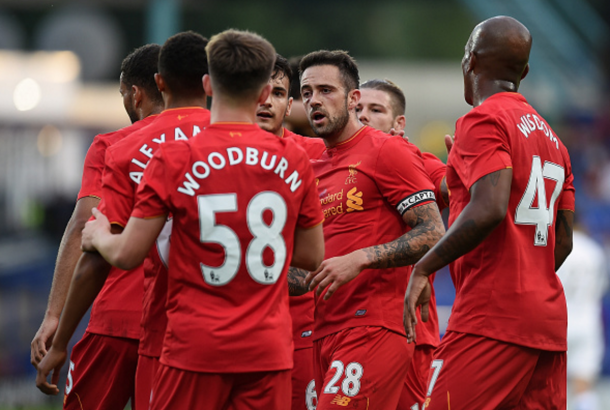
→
(35, 345, 67, 395)
(387, 127, 406, 139)
(444, 134, 454, 154)
(305, 250, 368, 300)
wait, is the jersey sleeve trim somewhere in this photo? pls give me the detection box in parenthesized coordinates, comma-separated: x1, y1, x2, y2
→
(109, 221, 126, 228)
(78, 195, 101, 201)
(396, 190, 436, 215)
(297, 218, 325, 229)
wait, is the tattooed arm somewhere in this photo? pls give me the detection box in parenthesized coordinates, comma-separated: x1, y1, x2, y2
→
(404, 168, 512, 342)
(305, 202, 445, 300)
(288, 268, 311, 296)
(554, 210, 574, 271)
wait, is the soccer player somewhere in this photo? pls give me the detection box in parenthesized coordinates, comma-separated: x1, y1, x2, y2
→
(31, 44, 163, 410)
(557, 228, 608, 410)
(356, 78, 445, 409)
(255, 53, 325, 410)
(34, 31, 211, 408)
(404, 16, 575, 409)
(82, 29, 324, 410)
(296, 50, 445, 410)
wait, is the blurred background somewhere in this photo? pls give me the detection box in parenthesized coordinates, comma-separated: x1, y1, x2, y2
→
(0, 0, 609, 408)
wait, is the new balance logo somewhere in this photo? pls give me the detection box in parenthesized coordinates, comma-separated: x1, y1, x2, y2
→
(330, 395, 351, 406)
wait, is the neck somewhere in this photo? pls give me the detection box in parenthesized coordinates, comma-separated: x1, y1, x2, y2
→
(138, 103, 164, 121)
(210, 97, 258, 124)
(472, 77, 519, 107)
(322, 113, 364, 147)
(163, 94, 207, 110)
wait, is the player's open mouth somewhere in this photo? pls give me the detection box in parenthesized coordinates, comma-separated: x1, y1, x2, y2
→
(312, 112, 326, 124)
(257, 111, 273, 119)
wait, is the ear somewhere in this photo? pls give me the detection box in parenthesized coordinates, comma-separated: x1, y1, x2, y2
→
(132, 85, 143, 109)
(347, 89, 361, 111)
(202, 74, 213, 97)
(154, 73, 165, 93)
(521, 64, 529, 80)
(393, 115, 406, 132)
(285, 96, 293, 117)
(257, 83, 272, 106)
(467, 52, 477, 73)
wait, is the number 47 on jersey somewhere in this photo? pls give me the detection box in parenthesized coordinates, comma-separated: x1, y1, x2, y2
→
(515, 155, 565, 247)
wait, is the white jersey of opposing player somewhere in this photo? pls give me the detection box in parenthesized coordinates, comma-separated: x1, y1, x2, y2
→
(556, 230, 608, 381)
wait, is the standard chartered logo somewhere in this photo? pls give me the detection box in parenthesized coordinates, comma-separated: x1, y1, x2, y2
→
(346, 187, 363, 212)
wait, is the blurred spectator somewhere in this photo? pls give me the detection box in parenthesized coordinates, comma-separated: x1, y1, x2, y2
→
(557, 227, 609, 410)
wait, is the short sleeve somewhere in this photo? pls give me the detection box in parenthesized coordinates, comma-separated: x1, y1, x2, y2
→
(375, 137, 436, 215)
(132, 145, 172, 219)
(297, 156, 324, 228)
(453, 112, 512, 190)
(421, 152, 447, 211)
(100, 147, 136, 227)
(77, 135, 108, 201)
(557, 145, 575, 212)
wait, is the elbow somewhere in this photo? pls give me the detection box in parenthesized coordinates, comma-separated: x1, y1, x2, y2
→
(112, 249, 143, 271)
(481, 204, 507, 231)
(292, 248, 324, 273)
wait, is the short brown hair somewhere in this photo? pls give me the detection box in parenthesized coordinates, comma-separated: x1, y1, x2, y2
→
(299, 50, 359, 92)
(206, 29, 276, 100)
(361, 79, 406, 118)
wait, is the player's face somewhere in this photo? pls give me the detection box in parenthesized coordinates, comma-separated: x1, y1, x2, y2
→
(356, 88, 396, 133)
(256, 73, 292, 136)
(119, 74, 138, 124)
(300, 65, 350, 138)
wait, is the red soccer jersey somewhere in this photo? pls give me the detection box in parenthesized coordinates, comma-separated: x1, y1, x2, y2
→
(84, 116, 157, 339)
(422, 152, 448, 212)
(312, 126, 436, 340)
(77, 116, 157, 201)
(282, 127, 326, 160)
(282, 127, 326, 350)
(446, 92, 575, 351)
(100, 107, 211, 357)
(132, 122, 324, 373)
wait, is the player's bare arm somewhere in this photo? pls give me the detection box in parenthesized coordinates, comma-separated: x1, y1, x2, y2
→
(554, 209, 574, 271)
(31, 196, 99, 368)
(82, 207, 166, 270)
(36, 251, 111, 395)
(404, 168, 512, 342)
(306, 202, 444, 300)
(288, 268, 310, 296)
(287, 224, 324, 296)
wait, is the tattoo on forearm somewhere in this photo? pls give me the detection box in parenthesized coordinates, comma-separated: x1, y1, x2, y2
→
(363, 203, 444, 269)
(287, 267, 310, 296)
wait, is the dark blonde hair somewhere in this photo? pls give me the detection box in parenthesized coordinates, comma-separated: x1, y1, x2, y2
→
(361, 79, 406, 117)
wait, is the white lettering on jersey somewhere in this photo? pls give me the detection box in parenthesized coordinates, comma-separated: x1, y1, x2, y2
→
(517, 114, 559, 149)
(178, 147, 304, 196)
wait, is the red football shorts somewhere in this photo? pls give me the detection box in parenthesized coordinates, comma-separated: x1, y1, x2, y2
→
(135, 354, 160, 410)
(292, 347, 317, 410)
(64, 332, 139, 410)
(313, 326, 413, 410)
(150, 364, 291, 410)
(397, 344, 435, 410)
(424, 331, 566, 410)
